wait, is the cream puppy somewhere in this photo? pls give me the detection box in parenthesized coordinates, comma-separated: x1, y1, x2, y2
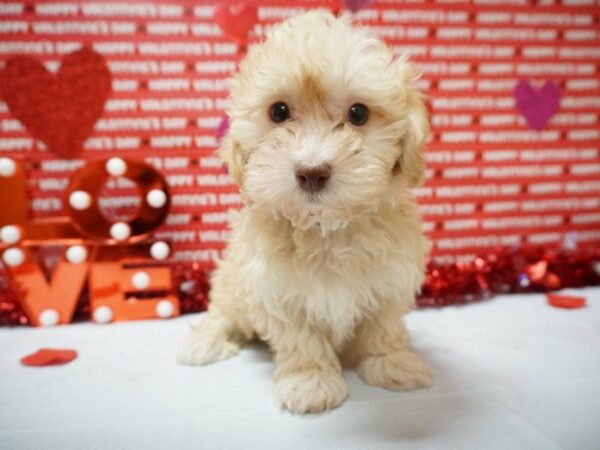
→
(178, 10, 433, 414)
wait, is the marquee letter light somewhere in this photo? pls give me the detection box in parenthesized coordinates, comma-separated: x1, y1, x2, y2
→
(0, 156, 178, 326)
(4, 245, 91, 327)
(89, 244, 179, 324)
(66, 157, 170, 242)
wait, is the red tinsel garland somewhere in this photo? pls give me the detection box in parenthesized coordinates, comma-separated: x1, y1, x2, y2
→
(1, 246, 599, 326)
(419, 246, 600, 307)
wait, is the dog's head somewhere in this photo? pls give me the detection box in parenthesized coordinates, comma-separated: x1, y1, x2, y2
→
(221, 10, 429, 232)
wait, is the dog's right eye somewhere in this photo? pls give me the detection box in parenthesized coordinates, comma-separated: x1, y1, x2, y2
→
(269, 102, 290, 123)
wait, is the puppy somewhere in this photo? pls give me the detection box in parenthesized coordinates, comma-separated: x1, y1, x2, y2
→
(178, 10, 433, 414)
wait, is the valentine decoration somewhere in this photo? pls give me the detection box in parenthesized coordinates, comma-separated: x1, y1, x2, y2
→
(21, 348, 78, 367)
(0, 46, 110, 158)
(89, 244, 179, 323)
(342, 0, 373, 13)
(66, 158, 170, 242)
(0, 155, 179, 326)
(514, 81, 561, 132)
(1, 1, 599, 326)
(420, 246, 600, 307)
(213, 2, 258, 47)
(8, 245, 90, 326)
(546, 293, 587, 309)
(216, 115, 230, 143)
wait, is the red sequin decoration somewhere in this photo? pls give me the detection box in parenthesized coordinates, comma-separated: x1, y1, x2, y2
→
(1, 246, 599, 326)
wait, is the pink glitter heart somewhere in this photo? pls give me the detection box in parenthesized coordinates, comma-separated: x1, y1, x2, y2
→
(514, 80, 560, 131)
(215, 114, 229, 143)
(343, 0, 374, 12)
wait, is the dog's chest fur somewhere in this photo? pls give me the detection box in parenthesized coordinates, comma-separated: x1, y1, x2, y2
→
(232, 204, 426, 349)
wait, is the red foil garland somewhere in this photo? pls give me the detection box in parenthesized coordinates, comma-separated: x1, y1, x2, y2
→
(419, 246, 600, 307)
(1, 246, 598, 326)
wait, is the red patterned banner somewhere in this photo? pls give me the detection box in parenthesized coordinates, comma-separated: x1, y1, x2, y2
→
(0, 0, 599, 324)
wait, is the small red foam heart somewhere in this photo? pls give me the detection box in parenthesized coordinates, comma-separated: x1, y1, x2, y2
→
(214, 3, 257, 45)
(546, 294, 586, 309)
(21, 348, 78, 367)
(0, 46, 110, 157)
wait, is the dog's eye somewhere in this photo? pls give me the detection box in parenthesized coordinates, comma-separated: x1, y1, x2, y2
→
(348, 103, 369, 126)
(269, 102, 290, 123)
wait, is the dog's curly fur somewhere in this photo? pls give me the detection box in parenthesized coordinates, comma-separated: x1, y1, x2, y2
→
(178, 10, 433, 414)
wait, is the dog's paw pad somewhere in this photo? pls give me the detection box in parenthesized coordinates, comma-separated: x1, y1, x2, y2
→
(358, 350, 434, 391)
(177, 336, 240, 366)
(274, 369, 348, 414)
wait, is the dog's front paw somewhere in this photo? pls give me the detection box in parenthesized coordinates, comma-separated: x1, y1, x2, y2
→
(358, 350, 433, 391)
(274, 369, 348, 414)
(177, 332, 240, 366)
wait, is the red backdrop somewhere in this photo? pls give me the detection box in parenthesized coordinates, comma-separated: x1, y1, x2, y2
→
(1, 0, 599, 319)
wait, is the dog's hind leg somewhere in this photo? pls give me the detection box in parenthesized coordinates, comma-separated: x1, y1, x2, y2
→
(176, 310, 248, 365)
(177, 269, 254, 365)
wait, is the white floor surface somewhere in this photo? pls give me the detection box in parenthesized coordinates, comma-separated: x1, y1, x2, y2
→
(1, 287, 599, 450)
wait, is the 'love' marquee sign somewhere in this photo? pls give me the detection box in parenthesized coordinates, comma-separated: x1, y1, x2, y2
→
(0, 155, 179, 326)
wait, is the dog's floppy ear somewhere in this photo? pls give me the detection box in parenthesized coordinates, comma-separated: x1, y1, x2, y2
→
(394, 62, 429, 188)
(218, 135, 244, 186)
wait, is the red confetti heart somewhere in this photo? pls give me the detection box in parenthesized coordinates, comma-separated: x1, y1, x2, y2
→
(546, 294, 586, 309)
(214, 3, 257, 45)
(0, 46, 111, 157)
(21, 348, 78, 367)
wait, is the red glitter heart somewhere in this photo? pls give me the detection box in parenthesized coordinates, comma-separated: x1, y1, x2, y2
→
(0, 46, 111, 157)
(213, 3, 257, 45)
(21, 348, 78, 367)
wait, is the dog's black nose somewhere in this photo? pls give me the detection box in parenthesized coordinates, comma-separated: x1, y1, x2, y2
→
(296, 164, 331, 193)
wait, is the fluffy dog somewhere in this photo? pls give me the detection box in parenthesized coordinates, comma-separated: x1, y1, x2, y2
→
(178, 10, 433, 414)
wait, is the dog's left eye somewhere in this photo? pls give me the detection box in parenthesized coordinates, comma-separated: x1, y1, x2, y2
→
(348, 103, 369, 126)
(269, 102, 290, 123)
